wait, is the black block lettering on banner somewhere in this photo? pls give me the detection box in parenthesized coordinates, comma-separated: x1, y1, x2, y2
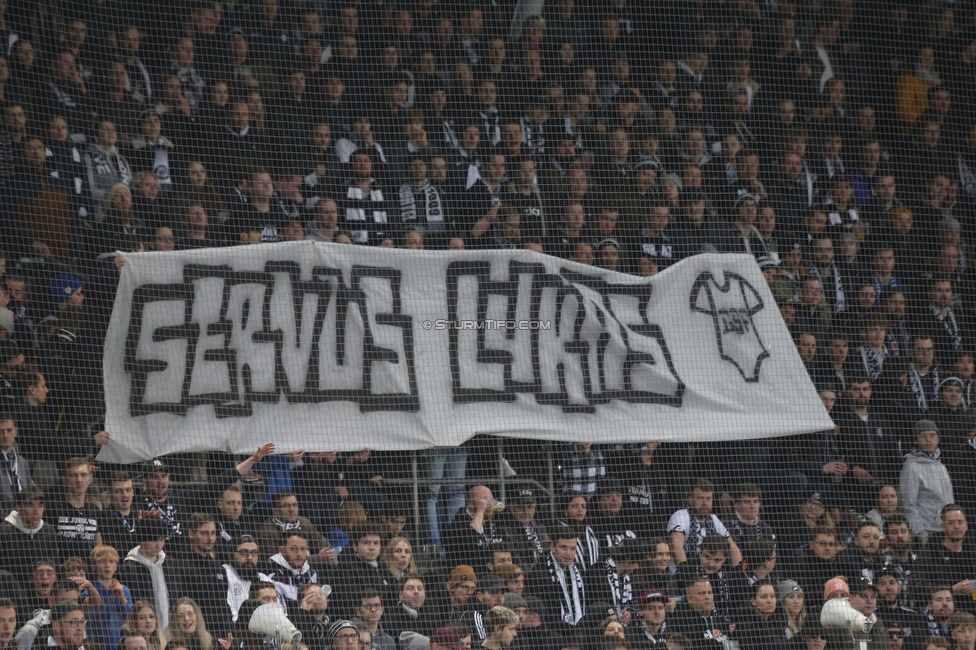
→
(445, 261, 685, 413)
(124, 262, 419, 417)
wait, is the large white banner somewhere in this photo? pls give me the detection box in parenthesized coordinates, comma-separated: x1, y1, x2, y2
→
(100, 243, 833, 462)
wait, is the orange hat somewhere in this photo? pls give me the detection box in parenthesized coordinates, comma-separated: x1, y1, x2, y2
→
(448, 565, 478, 590)
(824, 576, 850, 601)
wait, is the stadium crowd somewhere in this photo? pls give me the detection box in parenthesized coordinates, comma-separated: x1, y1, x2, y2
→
(1, 0, 976, 650)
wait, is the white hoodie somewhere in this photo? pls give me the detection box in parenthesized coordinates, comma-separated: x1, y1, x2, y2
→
(125, 546, 170, 629)
(4, 510, 44, 535)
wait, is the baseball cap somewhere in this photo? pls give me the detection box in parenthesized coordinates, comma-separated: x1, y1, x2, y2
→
(431, 628, 465, 650)
(638, 590, 668, 606)
(509, 488, 536, 506)
(824, 576, 850, 600)
(853, 577, 877, 593)
(143, 458, 169, 475)
(478, 574, 506, 593)
(447, 565, 477, 590)
(50, 273, 83, 304)
(495, 564, 524, 583)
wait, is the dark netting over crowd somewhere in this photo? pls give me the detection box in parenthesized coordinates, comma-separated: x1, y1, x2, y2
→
(3, 1, 976, 650)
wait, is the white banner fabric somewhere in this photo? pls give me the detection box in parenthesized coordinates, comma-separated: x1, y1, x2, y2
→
(100, 242, 832, 462)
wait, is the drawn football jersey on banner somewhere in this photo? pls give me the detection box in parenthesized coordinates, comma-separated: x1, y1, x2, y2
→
(690, 271, 769, 382)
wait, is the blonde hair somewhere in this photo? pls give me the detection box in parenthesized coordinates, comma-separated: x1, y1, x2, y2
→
(381, 536, 419, 578)
(91, 544, 120, 564)
(165, 598, 212, 650)
(122, 601, 167, 650)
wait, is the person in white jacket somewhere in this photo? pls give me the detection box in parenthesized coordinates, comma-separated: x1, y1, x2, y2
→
(900, 419, 954, 542)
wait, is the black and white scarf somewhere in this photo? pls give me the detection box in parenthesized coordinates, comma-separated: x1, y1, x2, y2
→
(931, 306, 962, 351)
(273, 517, 302, 532)
(859, 344, 888, 381)
(399, 181, 443, 227)
(686, 514, 718, 560)
(910, 448, 941, 462)
(0, 451, 22, 492)
(809, 263, 845, 312)
(144, 497, 181, 538)
(603, 557, 633, 619)
(565, 521, 600, 569)
(546, 553, 585, 625)
(909, 365, 939, 411)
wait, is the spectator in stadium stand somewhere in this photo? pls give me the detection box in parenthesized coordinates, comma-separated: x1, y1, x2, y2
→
(351, 588, 396, 650)
(444, 565, 478, 619)
(673, 534, 738, 617)
(85, 544, 132, 650)
(907, 335, 941, 413)
(826, 577, 888, 650)
(626, 202, 675, 273)
(918, 505, 976, 611)
(627, 589, 670, 650)
(339, 152, 396, 246)
(590, 481, 638, 552)
(129, 112, 176, 193)
(735, 582, 783, 650)
(170, 513, 226, 632)
(496, 488, 549, 571)
(230, 167, 291, 243)
(668, 478, 741, 567)
(0, 412, 27, 515)
(213, 484, 250, 554)
(336, 117, 388, 167)
(118, 516, 175, 630)
(727, 540, 778, 611)
(920, 586, 956, 638)
(48, 457, 100, 561)
(304, 199, 339, 244)
(259, 532, 320, 612)
(287, 583, 333, 650)
(464, 153, 506, 247)
(477, 606, 518, 650)
(0, 598, 14, 650)
(723, 483, 776, 546)
(37, 51, 93, 139)
(398, 155, 449, 246)
(525, 525, 589, 639)
(383, 575, 440, 641)
(332, 521, 392, 616)
(443, 486, 503, 571)
(84, 119, 132, 211)
(833, 372, 901, 508)
(880, 515, 920, 593)
(256, 489, 335, 570)
(875, 567, 921, 638)
(668, 577, 736, 650)
(837, 522, 886, 582)
(793, 525, 843, 602)
(0, 486, 57, 583)
(99, 471, 138, 554)
(220, 536, 262, 626)
(589, 538, 645, 626)
(33, 600, 89, 650)
(457, 573, 506, 641)
(913, 279, 967, 367)
(900, 421, 955, 543)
